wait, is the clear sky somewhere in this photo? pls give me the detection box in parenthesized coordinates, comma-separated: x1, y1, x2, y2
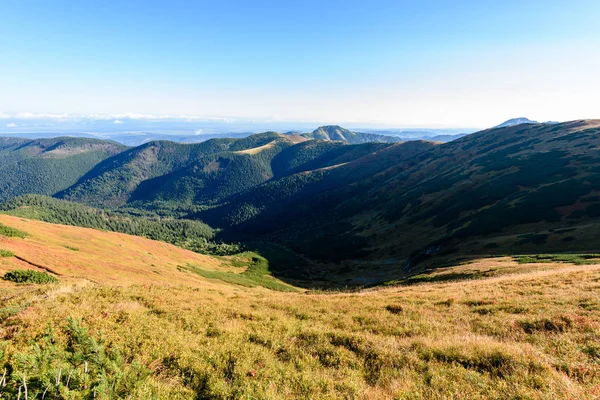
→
(1, 0, 599, 128)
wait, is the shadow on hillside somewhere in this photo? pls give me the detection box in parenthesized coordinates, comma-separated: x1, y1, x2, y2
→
(245, 242, 331, 289)
(244, 242, 492, 290)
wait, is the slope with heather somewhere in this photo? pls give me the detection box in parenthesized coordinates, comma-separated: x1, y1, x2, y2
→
(0, 214, 222, 286)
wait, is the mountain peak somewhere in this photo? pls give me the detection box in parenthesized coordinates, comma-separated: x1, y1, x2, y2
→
(303, 125, 402, 144)
(494, 118, 539, 128)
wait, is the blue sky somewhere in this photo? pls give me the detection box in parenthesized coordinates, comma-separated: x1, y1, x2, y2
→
(1, 0, 599, 128)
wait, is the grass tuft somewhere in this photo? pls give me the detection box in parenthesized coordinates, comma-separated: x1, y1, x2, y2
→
(385, 304, 403, 314)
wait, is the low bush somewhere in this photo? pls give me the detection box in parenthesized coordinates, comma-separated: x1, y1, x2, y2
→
(3, 269, 58, 284)
(0, 249, 14, 257)
(0, 223, 28, 238)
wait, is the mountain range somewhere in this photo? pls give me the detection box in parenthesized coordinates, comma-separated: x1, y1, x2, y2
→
(1, 119, 599, 285)
(0, 124, 471, 146)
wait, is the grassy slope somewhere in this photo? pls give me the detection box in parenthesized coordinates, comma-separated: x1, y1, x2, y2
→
(0, 220, 599, 398)
(0, 215, 290, 290)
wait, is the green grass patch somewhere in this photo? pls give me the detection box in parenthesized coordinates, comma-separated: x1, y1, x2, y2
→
(514, 254, 600, 265)
(0, 249, 14, 257)
(0, 223, 28, 238)
(64, 245, 80, 251)
(3, 269, 58, 284)
(178, 253, 297, 292)
(227, 251, 259, 268)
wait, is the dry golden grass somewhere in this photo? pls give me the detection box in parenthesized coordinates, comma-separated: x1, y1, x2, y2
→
(0, 214, 229, 287)
(0, 217, 599, 398)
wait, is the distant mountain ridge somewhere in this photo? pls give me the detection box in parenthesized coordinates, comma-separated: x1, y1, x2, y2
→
(0, 137, 126, 202)
(494, 118, 560, 128)
(294, 125, 404, 144)
(0, 125, 470, 146)
(494, 117, 539, 128)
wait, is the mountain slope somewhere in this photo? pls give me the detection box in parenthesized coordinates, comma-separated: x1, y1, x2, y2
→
(301, 125, 403, 144)
(57, 132, 292, 207)
(0, 214, 225, 286)
(55, 132, 397, 209)
(199, 140, 438, 237)
(128, 134, 301, 206)
(0, 137, 126, 202)
(3, 121, 600, 285)
(201, 120, 600, 279)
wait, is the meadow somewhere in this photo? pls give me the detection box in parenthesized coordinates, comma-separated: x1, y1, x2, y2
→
(0, 216, 599, 398)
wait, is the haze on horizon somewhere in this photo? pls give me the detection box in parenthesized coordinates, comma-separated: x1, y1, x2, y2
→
(1, 0, 599, 129)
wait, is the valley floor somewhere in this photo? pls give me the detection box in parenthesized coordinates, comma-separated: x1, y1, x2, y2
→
(0, 217, 599, 398)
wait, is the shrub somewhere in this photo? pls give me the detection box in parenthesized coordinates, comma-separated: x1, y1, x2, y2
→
(0, 249, 14, 257)
(0, 223, 28, 238)
(5, 318, 150, 398)
(3, 269, 58, 284)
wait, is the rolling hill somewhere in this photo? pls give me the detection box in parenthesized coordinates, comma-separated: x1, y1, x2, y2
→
(55, 132, 307, 207)
(0, 137, 126, 202)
